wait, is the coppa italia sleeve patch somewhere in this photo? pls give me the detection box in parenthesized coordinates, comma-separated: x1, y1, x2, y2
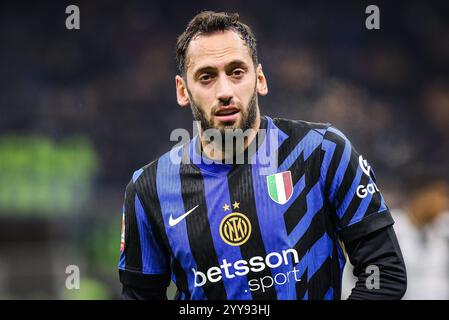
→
(120, 212, 125, 252)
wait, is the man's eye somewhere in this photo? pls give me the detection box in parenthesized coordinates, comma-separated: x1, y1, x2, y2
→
(199, 74, 212, 82)
(232, 69, 245, 77)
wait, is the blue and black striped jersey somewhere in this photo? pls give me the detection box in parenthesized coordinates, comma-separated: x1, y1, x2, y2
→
(118, 116, 394, 300)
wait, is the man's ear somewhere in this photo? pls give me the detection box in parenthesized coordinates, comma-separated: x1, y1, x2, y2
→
(176, 75, 190, 107)
(256, 64, 268, 96)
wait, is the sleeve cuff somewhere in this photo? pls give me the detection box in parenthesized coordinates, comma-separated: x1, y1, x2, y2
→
(339, 210, 395, 243)
(119, 269, 170, 290)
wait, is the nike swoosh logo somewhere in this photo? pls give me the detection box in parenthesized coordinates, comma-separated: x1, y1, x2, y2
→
(168, 205, 199, 227)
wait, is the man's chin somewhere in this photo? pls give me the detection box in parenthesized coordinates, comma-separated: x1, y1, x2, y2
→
(215, 121, 242, 132)
(213, 116, 241, 129)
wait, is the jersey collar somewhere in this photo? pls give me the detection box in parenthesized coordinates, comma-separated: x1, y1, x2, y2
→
(189, 116, 269, 175)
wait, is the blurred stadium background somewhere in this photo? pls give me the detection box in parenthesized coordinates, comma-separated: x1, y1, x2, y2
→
(0, 0, 448, 299)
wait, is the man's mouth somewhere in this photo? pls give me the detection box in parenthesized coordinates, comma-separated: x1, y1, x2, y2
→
(214, 106, 240, 123)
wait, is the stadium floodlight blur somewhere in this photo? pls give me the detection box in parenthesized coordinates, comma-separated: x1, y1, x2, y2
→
(0, 136, 97, 214)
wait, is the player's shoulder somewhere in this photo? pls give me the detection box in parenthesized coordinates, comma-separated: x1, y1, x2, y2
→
(128, 140, 188, 188)
(270, 116, 331, 139)
(269, 117, 354, 149)
(126, 157, 159, 190)
(123, 157, 161, 202)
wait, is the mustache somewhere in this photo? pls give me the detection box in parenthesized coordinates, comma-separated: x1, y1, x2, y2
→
(211, 100, 241, 114)
(188, 86, 258, 133)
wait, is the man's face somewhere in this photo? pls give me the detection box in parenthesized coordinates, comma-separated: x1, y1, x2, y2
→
(176, 30, 267, 133)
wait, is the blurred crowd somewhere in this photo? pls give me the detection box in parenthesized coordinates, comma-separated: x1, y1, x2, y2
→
(0, 0, 448, 299)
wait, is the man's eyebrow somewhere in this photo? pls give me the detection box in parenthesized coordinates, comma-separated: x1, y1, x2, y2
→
(225, 60, 248, 70)
(193, 60, 249, 78)
(193, 66, 217, 79)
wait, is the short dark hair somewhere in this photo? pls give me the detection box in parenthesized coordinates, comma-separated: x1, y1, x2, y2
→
(176, 11, 258, 75)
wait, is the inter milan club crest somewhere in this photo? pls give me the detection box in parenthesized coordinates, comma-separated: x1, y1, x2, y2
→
(219, 201, 252, 246)
(266, 171, 293, 205)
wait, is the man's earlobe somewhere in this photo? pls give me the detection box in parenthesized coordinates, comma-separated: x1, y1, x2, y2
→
(257, 64, 268, 96)
(176, 75, 190, 107)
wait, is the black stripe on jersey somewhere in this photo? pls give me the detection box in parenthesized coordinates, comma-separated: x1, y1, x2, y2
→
(306, 257, 333, 299)
(365, 189, 383, 218)
(339, 171, 370, 227)
(334, 146, 359, 209)
(124, 180, 142, 271)
(292, 208, 328, 263)
(293, 204, 339, 299)
(288, 137, 324, 187)
(274, 119, 328, 172)
(283, 148, 325, 235)
(227, 165, 278, 300)
(296, 266, 308, 300)
(135, 163, 190, 300)
(180, 163, 228, 300)
(322, 130, 347, 199)
(330, 237, 343, 300)
(272, 119, 327, 235)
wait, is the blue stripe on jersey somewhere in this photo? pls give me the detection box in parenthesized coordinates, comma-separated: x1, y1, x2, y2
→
(250, 118, 300, 299)
(348, 182, 375, 226)
(295, 251, 308, 280)
(170, 259, 177, 295)
(287, 182, 323, 245)
(118, 251, 126, 270)
(379, 194, 387, 212)
(265, 116, 289, 154)
(134, 194, 167, 273)
(201, 168, 252, 299)
(252, 166, 298, 299)
(156, 148, 206, 299)
(132, 168, 144, 183)
(349, 191, 388, 227)
(250, 116, 288, 174)
(315, 128, 326, 136)
(337, 242, 346, 283)
(307, 233, 332, 281)
(278, 129, 323, 172)
(336, 165, 363, 219)
(326, 127, 352, 204)
(303, 291, 308, 300)
(118, 249, 126, 270)
(324, 287, 333, 300)
(293, 233, 334, 300)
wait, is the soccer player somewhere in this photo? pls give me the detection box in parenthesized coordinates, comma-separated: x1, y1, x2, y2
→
(118, 11, 407, 300)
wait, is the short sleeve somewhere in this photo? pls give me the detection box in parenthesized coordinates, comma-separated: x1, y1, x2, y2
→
(321, 126, 394, 243)
(118, 171, 170, 290)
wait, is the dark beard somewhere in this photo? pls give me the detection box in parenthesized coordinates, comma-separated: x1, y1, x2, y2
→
(189, 88, 258, 135)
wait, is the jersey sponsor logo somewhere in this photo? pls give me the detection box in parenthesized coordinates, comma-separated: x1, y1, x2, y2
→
(219, 212, 252, 246)
(120, 213, 125, 252)
(359, 155, 371, 176)
(357, 182, 380, 198)
(266, 171, 293, 205)
(169, 205, 199, 227)
(192, 248, 302, 293)
(357, 155, 380, 198)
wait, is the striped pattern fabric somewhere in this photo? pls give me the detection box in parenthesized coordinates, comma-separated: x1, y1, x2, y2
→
(118, 116, 393, 300)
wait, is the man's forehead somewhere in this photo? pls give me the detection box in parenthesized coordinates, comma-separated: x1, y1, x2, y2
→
(185, 30, 252, 72)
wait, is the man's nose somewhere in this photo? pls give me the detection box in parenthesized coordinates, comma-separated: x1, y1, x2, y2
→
(216, 75, 234, 103)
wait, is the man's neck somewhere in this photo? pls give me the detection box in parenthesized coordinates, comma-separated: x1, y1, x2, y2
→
(199, 112, 261, 162)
